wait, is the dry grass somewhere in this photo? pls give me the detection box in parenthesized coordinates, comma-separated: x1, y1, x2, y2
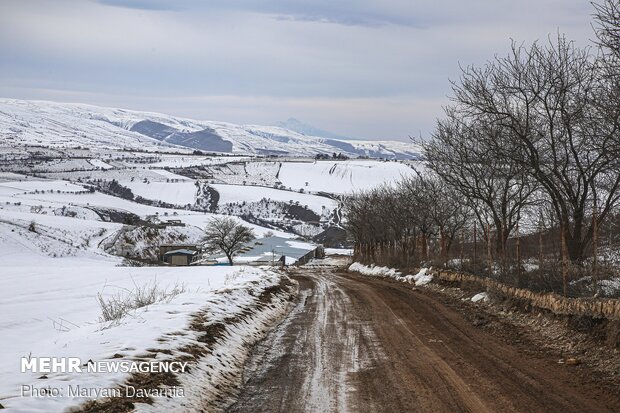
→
(97, 278, 187, 322)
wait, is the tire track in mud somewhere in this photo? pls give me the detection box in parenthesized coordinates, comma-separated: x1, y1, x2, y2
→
(227, 269, 384, 413)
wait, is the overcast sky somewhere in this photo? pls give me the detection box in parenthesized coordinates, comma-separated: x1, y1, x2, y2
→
(0, 0, 595, 140)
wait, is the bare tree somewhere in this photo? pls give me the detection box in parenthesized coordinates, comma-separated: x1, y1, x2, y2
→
(202, 217, 255, 265)
(400, 176, 436, 262)
(423, 112, 536, 258)
(416, 174, 470, 261)
(593, 0, 620, 60)
(344, 174, 474, 267)
(452, 37, 620, 263)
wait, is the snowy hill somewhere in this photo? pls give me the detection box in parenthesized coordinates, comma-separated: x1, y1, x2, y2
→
(0, 99, 422, 159)
(274, 117, 350, 141)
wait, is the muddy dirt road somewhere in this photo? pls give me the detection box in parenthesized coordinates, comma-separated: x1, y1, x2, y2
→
(226, 266, 620, 413)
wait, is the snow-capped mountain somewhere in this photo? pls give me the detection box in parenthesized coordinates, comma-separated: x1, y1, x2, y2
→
(274, 117, 350, 141)
(0, 99, 422, 159)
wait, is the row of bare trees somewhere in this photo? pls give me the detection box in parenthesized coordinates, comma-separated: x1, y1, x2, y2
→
(345, 176, 469, 265)
(344, 1, 620, 297)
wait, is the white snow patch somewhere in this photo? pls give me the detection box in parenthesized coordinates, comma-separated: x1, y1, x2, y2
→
(348, 262, 402, 278)
(405, 268, 433, 286)
(348, 262, 433, 286)
(471, 292, 489, 303)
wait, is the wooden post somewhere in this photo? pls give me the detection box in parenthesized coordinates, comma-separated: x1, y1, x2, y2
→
(421, 233, 428, 262)
(487, 223, 493, 276)
(538, 213, 544, 267)
(500, 222, 506, 275)
(460, 228, 464, 270)
(473, 222, 477, 268)
(592, 195, 598, 296)
(561, 223, 569, 297)
(516, 219, 521, 287)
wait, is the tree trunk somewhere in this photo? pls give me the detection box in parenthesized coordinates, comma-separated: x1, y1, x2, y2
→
(439, 228, 447, 262)
(460, 229, 464, 270)
(487, 223, 493, 276)
(538, 217, 544, 266)
(473, 222, 477, 267)
(561, 224, 569, 297)
(566, 235, 587, 262)
(516, 220, 521, 287)
(409, 236, 418, 264)
(592, 198, 599, 296)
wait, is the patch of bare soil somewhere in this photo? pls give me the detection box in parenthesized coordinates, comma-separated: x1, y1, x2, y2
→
(421, 280, 620, 396)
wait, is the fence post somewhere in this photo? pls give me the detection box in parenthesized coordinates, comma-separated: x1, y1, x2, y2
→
(561, 223, 569, 297)
(487, 223, 493, 277)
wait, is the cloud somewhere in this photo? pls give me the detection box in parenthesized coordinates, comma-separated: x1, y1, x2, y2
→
(92, 0, 592, 30)
(95, 0, 182, 11)
(94, 0, 428, 27)
(0, 0, 596, 140)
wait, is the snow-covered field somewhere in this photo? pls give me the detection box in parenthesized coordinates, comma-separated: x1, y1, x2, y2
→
(212, 183, 337, 215)
(203, 159, 418, 194)
(0, 175, 297, 411)
(0, 175, 297, 412)
(122, 179, 198, 207)
(0, 259, 286, 412)
(278, 160, 417, 194)
(0, 177, 289, 239)
(147, 155, 250, 168)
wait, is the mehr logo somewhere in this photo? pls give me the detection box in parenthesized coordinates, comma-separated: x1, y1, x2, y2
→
(21, 357, 81, 373)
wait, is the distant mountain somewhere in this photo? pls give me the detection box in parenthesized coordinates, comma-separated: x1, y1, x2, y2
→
(0, 99, 423, 160)
(274, 118, 350, 141)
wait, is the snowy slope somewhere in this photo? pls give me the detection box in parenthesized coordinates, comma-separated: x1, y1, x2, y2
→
(212, 184, 337, 215)
(121, 179, 198, 207)
(0, 99, 175, 152)
(0, 259, 285, 412)
(278, 160, 417, 194)
(0, 172, 302, 412)
(0, 176, 293, 251)
(0, 99, 422, 159)
(273, 117, 349, 140)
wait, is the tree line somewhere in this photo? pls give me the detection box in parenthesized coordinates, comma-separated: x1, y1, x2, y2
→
(345, 1, 620, 297)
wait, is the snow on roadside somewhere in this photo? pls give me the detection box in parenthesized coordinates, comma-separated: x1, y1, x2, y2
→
(348, 262, 432, 286)
(471, 292, 489, 303)
(0, 263, 295, 413)
(135, 276, 296, 413)
(348, 262, 401, 278)
(405, 268, 433, 286)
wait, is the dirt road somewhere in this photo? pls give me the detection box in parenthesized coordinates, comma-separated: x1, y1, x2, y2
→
(226, 266, 620, 413)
